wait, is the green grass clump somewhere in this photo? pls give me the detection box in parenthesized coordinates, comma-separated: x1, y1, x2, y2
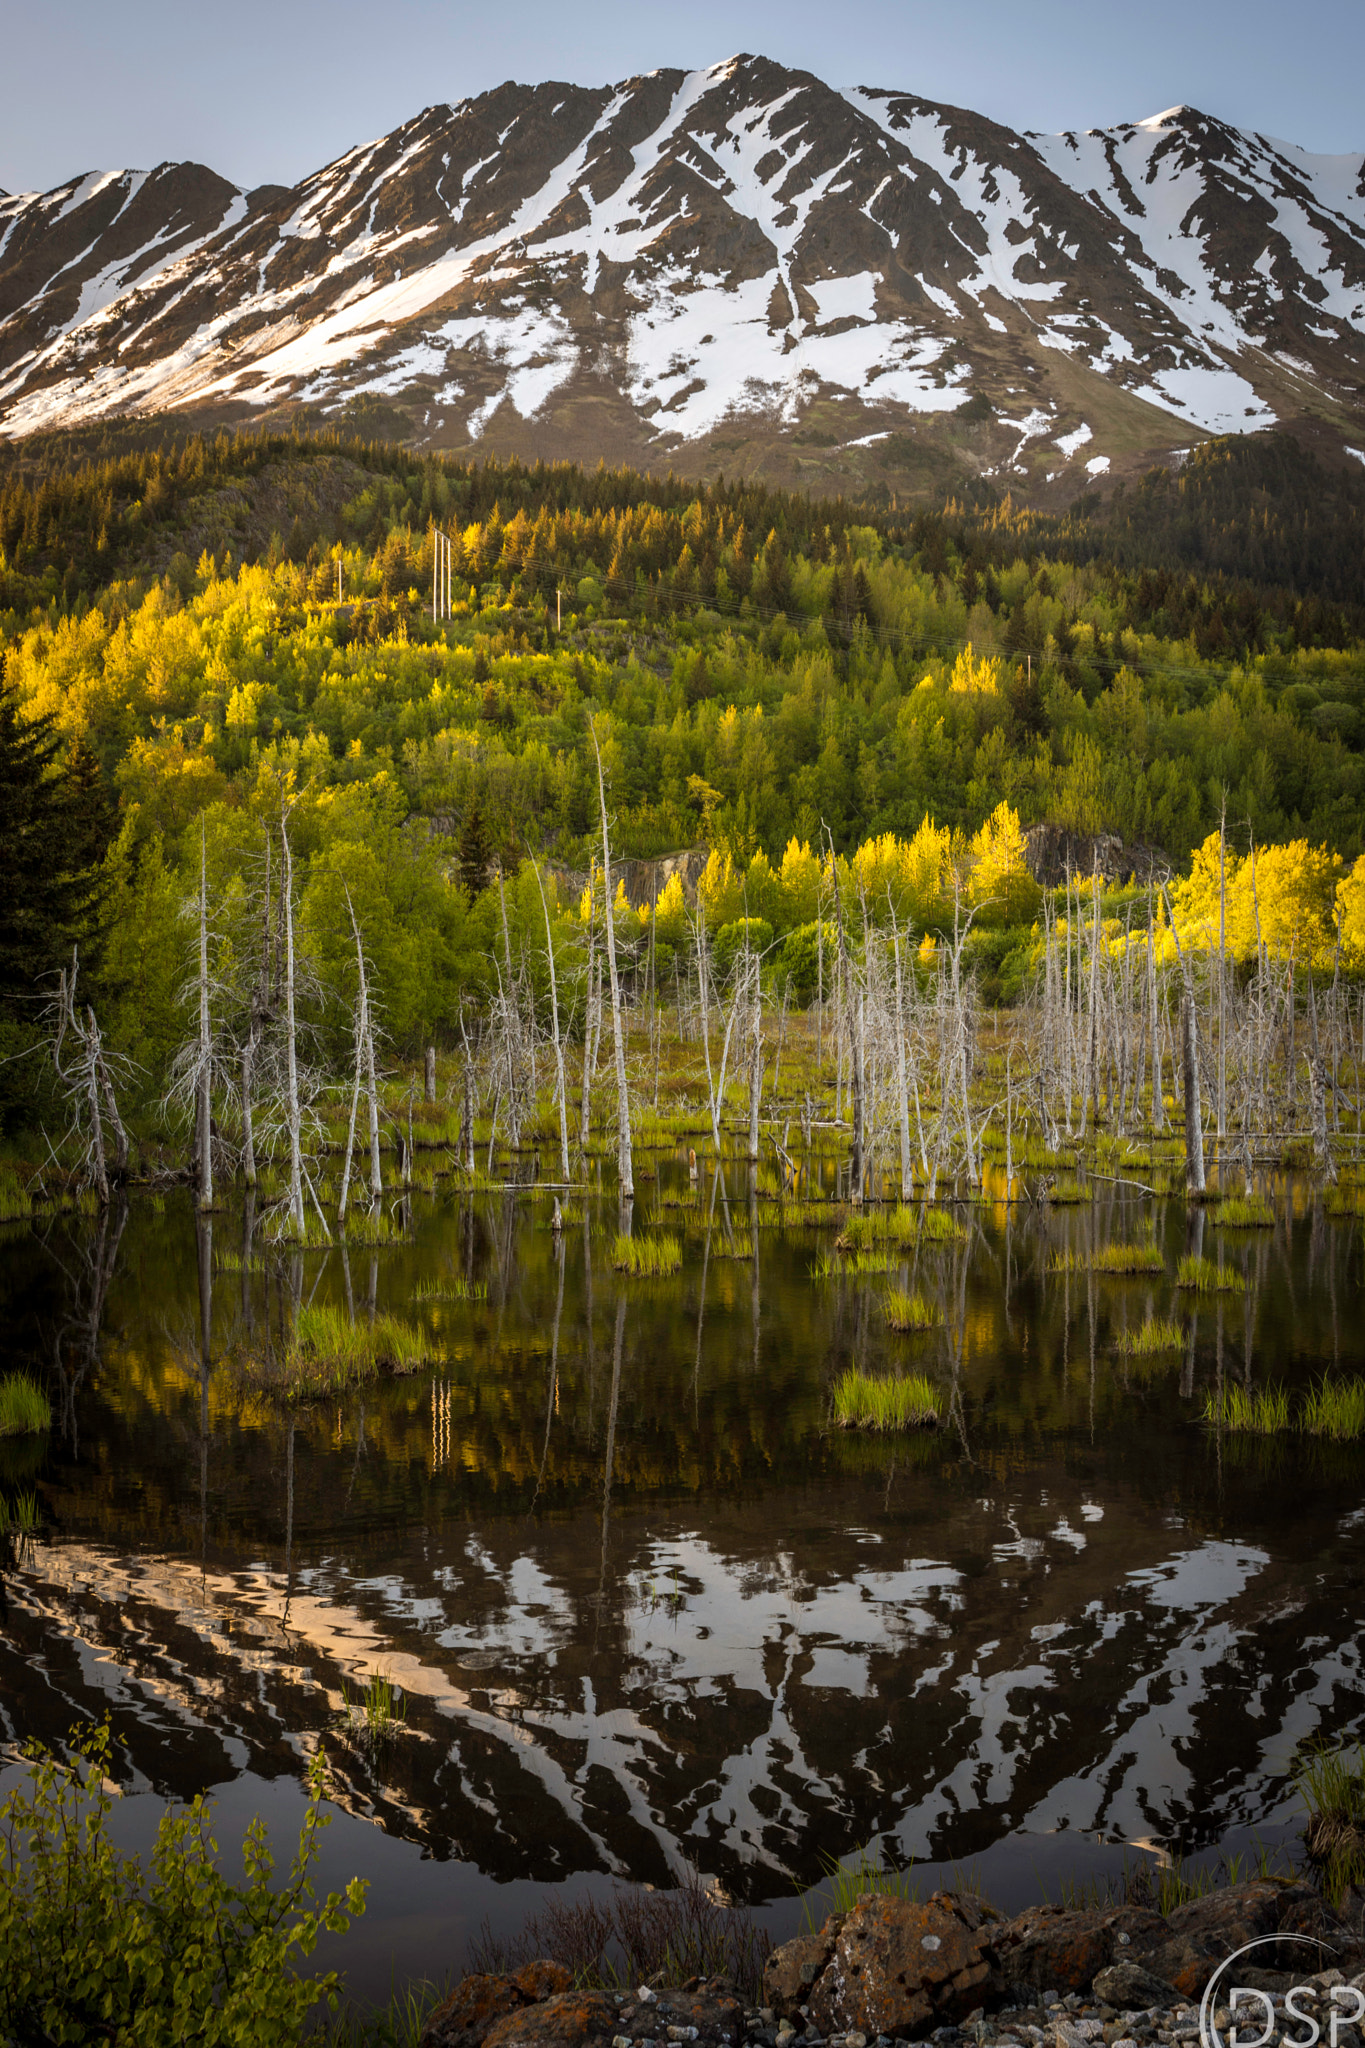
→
(1295, 1742, 1365, 1900)
(0, 1375, 51, 1438)
(0, 1489, 40, 1537)
(285, 1306, 429, 1392)
(883, 1288, 942, 1332)
(413, 1277, 490, 1303)
(611, 1232, 683, 1277)
(1176, 1254, 1244, 1292)
(1116, 1317, 1184, 1355)
(714, 1230, 755, 1260)
(1050, 1242, 1164, 1275)
(816, 1852, 921, 1917)
(0, 1164, 32, 1223)
(1204, 1382, 1290, 1433)
(918, 1207, 969, 1243)
(1218, 1197, 1274, 1228)
(1047, 1178, 1091, 1204)
(831, 1369, 939, 1432)
(1300, 1377, 1365, 1441)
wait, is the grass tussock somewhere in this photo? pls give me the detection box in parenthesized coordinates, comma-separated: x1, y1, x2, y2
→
(1204, 1382, 1291, 1433)
(883, 1288, 942, 1333)
(611, 1232, 683, 1277)
(0, 1164, 32, 1224)
(1176, 1254, 1245, 1292)
(0, 1375, 52, 1438)
(1218, 1197, 1275, 1228)
(1299, 1377, 1365, 1441)
(0, 1489, 40, 1538)
(413, 1278, 490, 1304)
(1047, 1178, 1091, 1205)
(1296, 1742, 1365, 1901)
(1050, 1242, 1164, 1275)
(1116, 1316, 1184, 1355)
(714, 1230, 755, 1260)
(831, 1368, 939, 1432)
(284, 1305, 429, 1393)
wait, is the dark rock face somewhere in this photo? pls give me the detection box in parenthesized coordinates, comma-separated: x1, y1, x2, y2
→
(1091, 1960, 1179, 2008)
(1139, 1881, 1350, 1997)
(994, 1903, 1168, 1995)
(1022, 824, 1170, 888)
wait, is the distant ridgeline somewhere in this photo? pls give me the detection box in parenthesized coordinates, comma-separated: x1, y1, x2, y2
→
(1, 421, 1364, 1111)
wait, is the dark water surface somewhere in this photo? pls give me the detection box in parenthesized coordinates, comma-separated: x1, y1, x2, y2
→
(1, 1163, 1363, 1998)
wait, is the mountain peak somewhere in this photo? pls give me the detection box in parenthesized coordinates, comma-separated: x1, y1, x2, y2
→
(1, 59, 1362, 501)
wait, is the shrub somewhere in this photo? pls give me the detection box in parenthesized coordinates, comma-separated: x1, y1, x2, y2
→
(0, 1375, 50, 1438)
(0, 1722, 365, 2044)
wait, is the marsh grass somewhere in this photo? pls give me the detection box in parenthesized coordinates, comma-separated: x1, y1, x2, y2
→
(611, 1233, 683, 1277)
(1050, 1243, 1164, 1275)
(813, 1852, 921, 1919)
(342, 1671, 407, 1751)
(0, 1375, 51, 1438)
(284, 1306, 429, 1393)
(831, 1369, 938, 1432)
(1204, 1382, 1291, 1433)
(1300, 1377, 1365, 1440)
(414, 1278, 490, 1304)
(0, 1489, 40, 1537)
(883, 1288, 942, 1332)
(1048, 1178, 1091, 1204)
(1176, 1254, 1244, 1292)
(0, 1164, 32, 1223)
(1218, 1197, 1275, 1228)
(1116, 1317, 1184, 1355)
(1295, 1742, 1365, 1901)
(713, 1230, 755, 1260)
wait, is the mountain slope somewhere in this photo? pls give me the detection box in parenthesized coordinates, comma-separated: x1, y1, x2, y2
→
(1, 57, 1362, 500)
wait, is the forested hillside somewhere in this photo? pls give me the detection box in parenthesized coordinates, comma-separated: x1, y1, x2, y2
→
(3, 417, 1365, 1131)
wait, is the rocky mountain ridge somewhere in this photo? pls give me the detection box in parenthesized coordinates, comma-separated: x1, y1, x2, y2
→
(2, 56, 1362, 499)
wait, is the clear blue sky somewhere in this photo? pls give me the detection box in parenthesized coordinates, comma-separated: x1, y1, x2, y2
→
(1, 0, 1358, 196)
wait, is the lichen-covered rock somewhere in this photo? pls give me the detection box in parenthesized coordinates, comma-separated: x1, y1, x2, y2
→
(1091, 1960, 1179, 2009)
(994, 1904, 1166, 1996)
(420, 1964, 573, 2048)
(481, 1990, 620, 2048)
(1141, 1881, 1343, 1998)
(614, 1977, 745, 2045)
(807, 1890, 1001, 2039)
(763, 1916, 841, 2021)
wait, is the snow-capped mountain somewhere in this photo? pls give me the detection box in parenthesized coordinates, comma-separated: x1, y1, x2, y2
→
(2, 56, 1363, 494)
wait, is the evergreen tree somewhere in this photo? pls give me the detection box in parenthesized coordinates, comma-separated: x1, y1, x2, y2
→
(457, 803, 493, 901)
(0, 686, 99, 1013)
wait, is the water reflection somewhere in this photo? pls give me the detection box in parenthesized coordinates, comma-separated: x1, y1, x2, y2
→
(1, 1168, 1363, 1919)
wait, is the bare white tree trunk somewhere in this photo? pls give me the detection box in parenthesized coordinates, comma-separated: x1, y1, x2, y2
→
(589, 723, 633, 1199)
(338, 886, 370, 1223)
(280, 819, 306, 1237)
(530, 856, 571, 1181)
(746, 958, 763, 1165)
(197, 820, 213, 1211)
(890, 910, 912, 1201)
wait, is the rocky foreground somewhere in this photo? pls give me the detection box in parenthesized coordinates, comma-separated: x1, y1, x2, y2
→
(420, 1881, 1365, 2048)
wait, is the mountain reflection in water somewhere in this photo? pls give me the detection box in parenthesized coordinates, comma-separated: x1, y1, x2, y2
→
(1, 1167, 1362, 1977)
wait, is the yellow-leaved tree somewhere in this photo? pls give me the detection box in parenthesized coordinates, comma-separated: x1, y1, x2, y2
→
(968, 803, 1040, 924)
